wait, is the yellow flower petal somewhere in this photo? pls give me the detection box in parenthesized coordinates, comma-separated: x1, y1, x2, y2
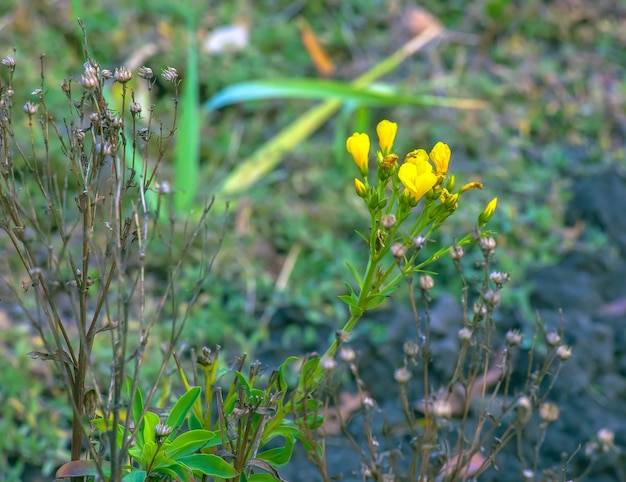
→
(398, 162, 437, 202)
(346, 132, 370, 175)
(430, 142, 451, 175)
(376, 120, 398, 154)
(405, 149, 429, 166)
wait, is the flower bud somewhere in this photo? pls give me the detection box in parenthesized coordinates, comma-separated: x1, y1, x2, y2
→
(354, 178, 367, 198)
(138, 66, 153, 79)
(556, 344, 571, 361)
(505, 329, 522, 346)
(450, 245, 464, 260)
(23, 101, 38, 116)
(458, 327, 472, 342)
(478, 197, 498, 227)
(539, 402, 559, 423)
(394, 367, 412, 384)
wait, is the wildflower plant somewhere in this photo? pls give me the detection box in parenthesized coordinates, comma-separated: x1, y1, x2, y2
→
(329, 120, 496, 361)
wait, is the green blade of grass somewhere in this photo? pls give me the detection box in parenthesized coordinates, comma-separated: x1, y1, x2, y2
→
(205, 78, 485, 111)
(174, 16, 200, 212)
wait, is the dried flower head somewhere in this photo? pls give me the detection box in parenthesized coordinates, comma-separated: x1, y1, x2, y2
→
(505, 329, 522, 346)
(162, 66, 179, 83)
(556, 344, 572, 361)
(154, 423, 173, 438)
(381, 214, 396, 229)
(403, 340, 419, 358)
(419, 275, 435, 291)
(101, 69, 113, 80)
(546, 332, 561, 347)
(23, 101, 38, 116)
(480, 236, 497, 251)
(81, 70, 99, 90)
(391, 243, 407, 258)
(320, 357, 336, 371)
(490, 271, 510, 286)
(114, 66, 132, 83)
(482, 289, 501, 306)
(335, 330, 350, 344)
(2, 56, 16, 70)
(432, 399, 452, 419)
(597, 428, 615, 450)
(413, 235, 426, 249)
(458, 327, 472, 342)
(130, 102, 142, 116)
(450, 245, 464, 260)
(515, 396, 532, 425)
(394, 367, 412, 384)
(339, 347, 355, 362)
(539, 402, 559, 423)
(138, 66, 154, 79)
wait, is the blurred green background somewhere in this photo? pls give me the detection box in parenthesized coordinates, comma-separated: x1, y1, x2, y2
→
(0, 0, 624, 478)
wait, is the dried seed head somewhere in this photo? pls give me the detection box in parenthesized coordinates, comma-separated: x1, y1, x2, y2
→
(31, 88, 42, 96)
(362, 396, 376, 409)
(162, 66, 178, 83)
(403, 340, 419, 358)
(482, 289, 500, 306)
(90, 112, 100, 125)
(546, 332, 561, 347)
(419, 275, 434, 291)
(432, 399, 452, 419)
(381, 214, 396, 229)
(515, 396, 532, 425)
(597, 428, 614, 450)
(339, 347, 355, 362)
(474, 302, 487, 317)
(450, 245, 464, 260)
(391, 242, 407, 258)
(458, 327, 472, 342)
(505, 329, 522, 346)
(23, 101, 38, 116)
(394, 367, 412, 384)
(335, 330, 350, 344)
(556, 344, 572, 361)
(138, 66, 153, 79)
(81, 70, 98, 89)
(539, 402, 559, 423)
(480, 236, 496, 251)
(154, 423, 173, 438)
(490, 271, 510, 286)
(114, 66, 132, 83)
(5, 88, 14, 98)
(413, 235, 425, 249)
(2, 56, 16, 70)
(130, 102, 142, 115)
(101, 69, 113, 79)
(320, 357, 336, 371)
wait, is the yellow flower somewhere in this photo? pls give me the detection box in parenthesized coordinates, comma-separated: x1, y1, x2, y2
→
(376, 120, 397, 154)
(354, 178, 367, 198)
(478, 197, 498, 227)
(430, 142, 451, 175)
(346, 132, 370, 175)
(405, 149, 429, 165)
(398, 161, 437, 202)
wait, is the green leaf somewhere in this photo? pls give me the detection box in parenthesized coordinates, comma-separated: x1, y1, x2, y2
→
(122, 469, 147, 482)
(142, 410, 161, 446)
(345, 262, 363, 288)
(256, 434, 294, 466)
(297, 357, 320, 393)
(167, 429, 219, 459)
(247, 474, 281, 482)
(177, 454, 238, 477)
(166, 386, 202, 430)
(366, 294, 388, 310)
(204, 79, 484, 111)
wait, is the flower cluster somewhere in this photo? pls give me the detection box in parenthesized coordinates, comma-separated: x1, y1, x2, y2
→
(346, 120, 496, 240)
